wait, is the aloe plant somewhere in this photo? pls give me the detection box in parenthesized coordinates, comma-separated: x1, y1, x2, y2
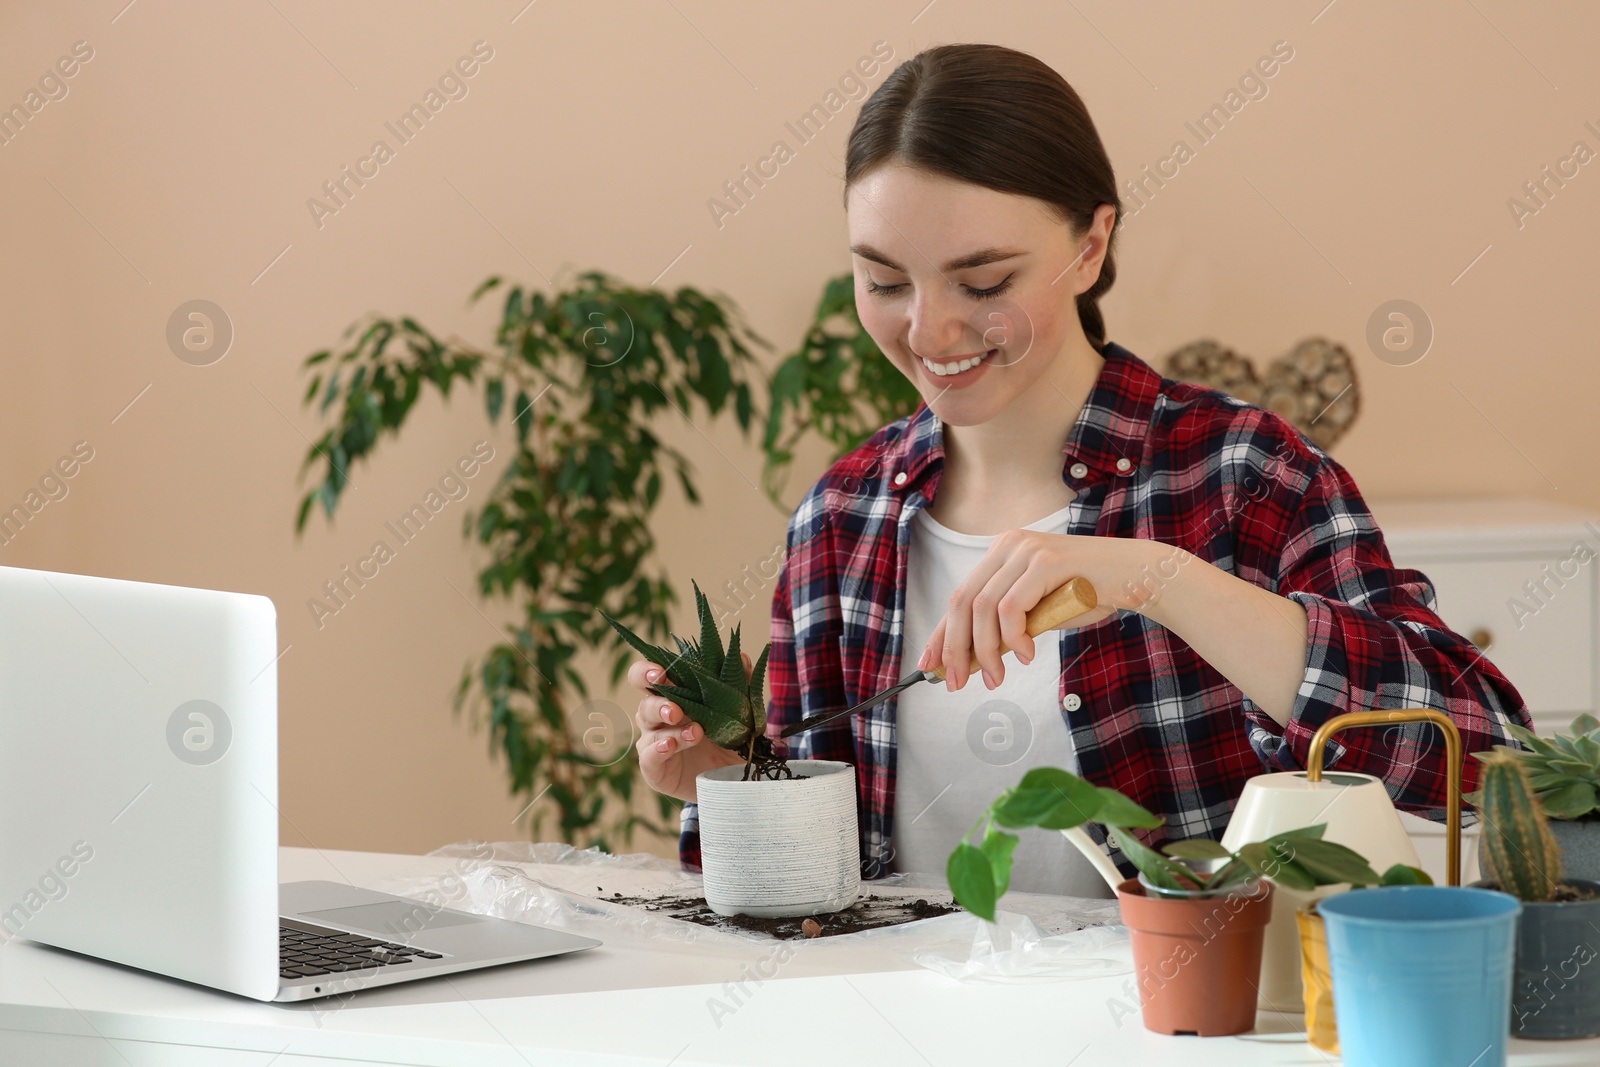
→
(1468, 713, 1600, 820)
(600, 580, 782, 780)
(946, 766, 1422, 920)
(1473, 748, 1562, 903)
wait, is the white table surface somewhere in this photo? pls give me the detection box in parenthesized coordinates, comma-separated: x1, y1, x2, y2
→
(0, 847, 1595, 1066)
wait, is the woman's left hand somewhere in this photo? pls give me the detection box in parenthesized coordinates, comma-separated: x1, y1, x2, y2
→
(918, 530, 1182, 691)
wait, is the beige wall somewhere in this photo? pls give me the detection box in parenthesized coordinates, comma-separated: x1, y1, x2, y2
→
(1, 1, 1595, 859)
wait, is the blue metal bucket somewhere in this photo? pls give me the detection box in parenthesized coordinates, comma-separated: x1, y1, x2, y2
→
(1319, 886, 1519, 1067)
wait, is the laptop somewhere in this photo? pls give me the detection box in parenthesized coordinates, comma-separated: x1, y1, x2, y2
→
(0, 564, 599, 1002)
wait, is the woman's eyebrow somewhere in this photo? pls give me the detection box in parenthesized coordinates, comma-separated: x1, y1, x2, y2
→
(850, 244, 1029, 273)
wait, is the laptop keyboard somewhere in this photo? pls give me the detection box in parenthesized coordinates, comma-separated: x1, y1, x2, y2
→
(279, 917, 444, 981)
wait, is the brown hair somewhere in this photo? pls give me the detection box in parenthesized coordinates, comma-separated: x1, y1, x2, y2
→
(844, 43, 1122, 347)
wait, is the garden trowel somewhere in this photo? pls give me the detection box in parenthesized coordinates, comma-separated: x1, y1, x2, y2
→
(778, 576, 1098, 739)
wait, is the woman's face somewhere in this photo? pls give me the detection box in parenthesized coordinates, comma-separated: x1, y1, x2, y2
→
(845, 163, 1114, 427)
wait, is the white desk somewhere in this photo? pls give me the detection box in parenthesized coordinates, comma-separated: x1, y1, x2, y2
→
(1, 847, 1595, 1066)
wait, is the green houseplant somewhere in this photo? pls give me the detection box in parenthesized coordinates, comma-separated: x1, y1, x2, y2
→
(944, 767, 1398, 1037)
(297, 270, 915, 851)
(759, 273, 921, 500)
(602, 582, 862, 917)
(599, 580, 780, 780)
(1474, 714, 1600, 883)
(297, 271, 773, 849)
(1469, 748, 1600, 1039)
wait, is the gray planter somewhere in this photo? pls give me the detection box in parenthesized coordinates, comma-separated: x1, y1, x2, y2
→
(1550, 818, 1600, 883)
(1474, 877, 1600, 1039)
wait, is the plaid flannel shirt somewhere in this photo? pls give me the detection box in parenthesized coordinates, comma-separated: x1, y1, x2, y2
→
(677, 340, 1532, 878)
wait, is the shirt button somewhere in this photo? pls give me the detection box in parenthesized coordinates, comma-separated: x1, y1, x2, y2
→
(1068, 462, 1089, 479)
(893, 471, 907, 486)
(1115, 458, 1132, 473)
(1062, 693, 1082, 712)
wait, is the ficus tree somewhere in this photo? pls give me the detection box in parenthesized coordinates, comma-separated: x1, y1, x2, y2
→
(296, 271, 914, 849)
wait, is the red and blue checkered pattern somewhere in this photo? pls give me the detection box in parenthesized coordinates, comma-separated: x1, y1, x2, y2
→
(678, 341, 1532, 878)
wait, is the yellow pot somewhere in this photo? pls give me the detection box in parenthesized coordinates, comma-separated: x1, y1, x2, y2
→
(1296, 905, 1338, 1054)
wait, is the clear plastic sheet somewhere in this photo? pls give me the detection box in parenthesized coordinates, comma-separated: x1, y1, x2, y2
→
(373, 840, 1131, 982)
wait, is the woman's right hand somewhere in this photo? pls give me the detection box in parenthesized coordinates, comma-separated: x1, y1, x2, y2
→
(629, 655, 745, 802)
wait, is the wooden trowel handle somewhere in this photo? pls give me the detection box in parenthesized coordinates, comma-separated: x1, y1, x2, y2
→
(928, 576, 1097, 683)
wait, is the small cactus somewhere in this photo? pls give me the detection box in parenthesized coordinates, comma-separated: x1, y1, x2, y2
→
(1475, 749, 1562, 903)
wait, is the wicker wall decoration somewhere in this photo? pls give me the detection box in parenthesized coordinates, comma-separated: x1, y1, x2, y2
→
(1160, 337, 1360, 451)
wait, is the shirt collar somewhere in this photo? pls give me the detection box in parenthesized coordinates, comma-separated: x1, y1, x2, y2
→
(884, 340, 1159, 497)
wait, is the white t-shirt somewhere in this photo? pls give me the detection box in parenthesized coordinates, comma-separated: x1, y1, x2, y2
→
(890, 499, 1115, 898)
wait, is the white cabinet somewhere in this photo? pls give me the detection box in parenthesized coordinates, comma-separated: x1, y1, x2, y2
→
(1365, 497, 1600, 885)
(1367, 496, 1600, 738)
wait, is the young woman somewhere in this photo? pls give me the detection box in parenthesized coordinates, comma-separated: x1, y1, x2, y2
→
(626, 43, 1531, 896)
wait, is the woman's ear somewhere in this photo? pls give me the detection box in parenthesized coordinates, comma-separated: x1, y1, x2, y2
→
(1067, 203, 1118, 297)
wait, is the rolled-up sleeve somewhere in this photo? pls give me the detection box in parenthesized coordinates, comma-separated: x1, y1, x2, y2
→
(1237, 459, 1533, 818)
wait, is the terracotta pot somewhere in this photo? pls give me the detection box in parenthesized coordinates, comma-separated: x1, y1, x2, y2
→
(1296, 905, 1339, 1053)
(1114, 876, 1274, 1036)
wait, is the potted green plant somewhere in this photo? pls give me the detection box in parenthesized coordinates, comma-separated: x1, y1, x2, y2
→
(1478, 714, 1600, 883)
(1469, 748, 1600, 1039)
(297, 270, 919, 855)
(944, 767, 1388, 1037)
(601, 582, 859, 918)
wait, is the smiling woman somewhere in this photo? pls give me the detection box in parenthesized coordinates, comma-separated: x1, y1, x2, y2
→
(628, 42, 1534, 896)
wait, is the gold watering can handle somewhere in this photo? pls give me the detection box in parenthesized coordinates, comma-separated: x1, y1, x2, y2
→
(1304, 709, 1463, 887)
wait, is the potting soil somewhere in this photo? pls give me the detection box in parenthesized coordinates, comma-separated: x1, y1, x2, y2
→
(597, 890, 958, 939)
(375, 840, 1133, 981)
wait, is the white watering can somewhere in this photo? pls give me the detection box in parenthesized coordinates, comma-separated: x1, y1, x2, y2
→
(1064, 708, 1463, 1014)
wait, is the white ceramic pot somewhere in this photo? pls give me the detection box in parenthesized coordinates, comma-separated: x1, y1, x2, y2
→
(695, 759, 860, 918)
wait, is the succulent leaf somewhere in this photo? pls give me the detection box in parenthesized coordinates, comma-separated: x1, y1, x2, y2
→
(598, 609, 675, 672)
(720, 624, 746, 690)
(749, 643, 770, 713)
(1540, 780, 1598, 819)
(693, 580, 725, 679)
(1491, 714, 1600, 820)
(602, 582, 772, 760)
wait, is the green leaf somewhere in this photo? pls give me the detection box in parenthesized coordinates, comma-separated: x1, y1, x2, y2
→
(1271, 838, 1381, 887)
(1540, 780, 1599, 818)
(1093, 787, 1162, 830)
(992, 767, 1100, 830)
(693, 580, 724, 679)
(948, 843, 998, 921)
(597, 609, 675, 674)
(980, 827, 1019, 899)
(1237, 841, 1317, 890)
(719, 623, 746, 690)
(1548, 759, 1596, 775)
(1378, 863, 1433, 886)
(512, 390, 533, 442)
(1162, 839, 1232, 861)
(1570, 713, 1600, 737)
(676, 667, 757, 748)
(1264, 823, 1327, 844)
(1111, 829, 1204, 891)
(1505, 723, 1563, 759)
(470, 275, 502, 302)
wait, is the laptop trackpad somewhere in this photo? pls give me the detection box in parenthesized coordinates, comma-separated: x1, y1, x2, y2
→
(302, 900, 484, 934)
